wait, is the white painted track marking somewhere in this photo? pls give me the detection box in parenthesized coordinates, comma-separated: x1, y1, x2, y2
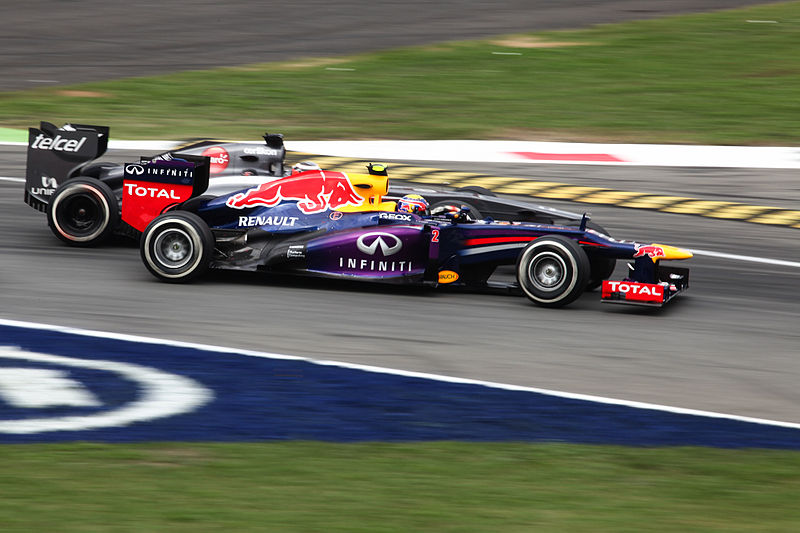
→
(688, 249, 800, 269)
(0, 176, 24, 183)
(0, 368, 101, 408)
(0, 345, 213, 434)
(2, 318, 799, 431)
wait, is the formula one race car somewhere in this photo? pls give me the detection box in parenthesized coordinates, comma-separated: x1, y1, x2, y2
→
(24, 122, 591, 245)
(123, 157, 691, 308)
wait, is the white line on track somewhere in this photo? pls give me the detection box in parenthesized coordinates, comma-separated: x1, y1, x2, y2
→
(688, 249, 800, 269)
(1, 318, 800, 430)
(0, 177, 24, 183)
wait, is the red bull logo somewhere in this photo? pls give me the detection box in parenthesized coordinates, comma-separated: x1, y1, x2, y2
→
(225, 170, 364, 214)
(633, 244, 666, 259)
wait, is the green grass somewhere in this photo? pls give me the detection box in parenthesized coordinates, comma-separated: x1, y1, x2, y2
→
(2, 442, 800, 532)
(1, 2, 800, 143)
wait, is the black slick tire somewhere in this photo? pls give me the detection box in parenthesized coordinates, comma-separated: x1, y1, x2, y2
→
(140, 211, 214, 283)
(46, 178, 118, 246)
(516, 235, 590, 308)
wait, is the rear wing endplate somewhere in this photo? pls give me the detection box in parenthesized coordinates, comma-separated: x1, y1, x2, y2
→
(24, 122, 109, 211)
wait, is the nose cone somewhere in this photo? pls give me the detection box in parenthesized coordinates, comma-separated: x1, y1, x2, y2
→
(640, 243, 693, 261)
(659, 244, 693, 260)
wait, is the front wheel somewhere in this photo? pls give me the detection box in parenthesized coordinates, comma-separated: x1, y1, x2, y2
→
(140, 211, 214, 283)
(516, 235, 590, 308)
(46, 178, 118, 246)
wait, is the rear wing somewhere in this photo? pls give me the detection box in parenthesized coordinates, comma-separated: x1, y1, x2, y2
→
(24, 122, 109, 211)
(121, 154, 210, 232)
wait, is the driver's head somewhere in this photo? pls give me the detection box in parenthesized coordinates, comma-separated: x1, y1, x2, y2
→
(292, 160, 320, 174)
(397, 194, 429, 215)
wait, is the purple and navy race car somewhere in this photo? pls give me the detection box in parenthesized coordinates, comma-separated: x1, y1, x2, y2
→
(125, 157, 692, 309)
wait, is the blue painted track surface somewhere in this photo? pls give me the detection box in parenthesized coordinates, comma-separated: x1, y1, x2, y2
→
(1, 323, 799, 447)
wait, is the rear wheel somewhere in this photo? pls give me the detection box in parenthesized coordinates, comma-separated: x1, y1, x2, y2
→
(516, 235, 590, 308)
(140, 211, 214, 283)
(47, 178, 118, 246)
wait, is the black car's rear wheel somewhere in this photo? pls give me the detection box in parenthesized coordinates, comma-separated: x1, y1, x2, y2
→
(141, 211, 214, 283)
(47, 178, 118, 246)
(516, 235, 590, 308)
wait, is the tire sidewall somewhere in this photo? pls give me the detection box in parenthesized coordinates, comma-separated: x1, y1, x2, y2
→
(47, 178, 118, 246)
(141, 212, 212, 282)
(516, 236, 590, 307)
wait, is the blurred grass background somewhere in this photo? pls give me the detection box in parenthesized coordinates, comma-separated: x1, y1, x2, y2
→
(1, 2, 799, 143)
(3, 441, 800, 532)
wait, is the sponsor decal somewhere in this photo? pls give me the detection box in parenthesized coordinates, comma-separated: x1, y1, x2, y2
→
(338, 257, 413, 272)
(124, 183, 183, 200)
(356, 232, 402, 257)
(287, 245, 305, 259)
(379, 212, 412, 222)
(125, 163, 193, 180)
(122, 176, 194, 232)
(329, 211, 343, 221)
(125, 164, 145, 175)
(602, 281, 664, 302)
(202, 146, 230, 174)
(634, 244, 666, 259)
(29, 175, 58, 196)
(29, 133, 87, 153)
(438, 270, 459, 283)
(238, 215, 299, 227)
(226, 171, 363, 214)
(243, 146, 280, 156)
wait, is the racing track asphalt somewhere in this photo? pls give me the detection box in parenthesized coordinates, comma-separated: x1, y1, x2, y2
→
(1, 0, 776, 91)
(1, 145, 799, 423)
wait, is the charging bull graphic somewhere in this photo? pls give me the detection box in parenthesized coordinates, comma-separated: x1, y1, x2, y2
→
(226, 170, 363, 214)
(633, 244, 666, 259)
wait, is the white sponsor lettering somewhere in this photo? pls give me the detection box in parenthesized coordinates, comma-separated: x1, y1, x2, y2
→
(124, 183, 182, 199)
(238, 215, 300, 227)
(0, 368, 101, 408)
(379, 212, 412, 222)
(30, 134, 87, 153)
(126, 163, 192, 178)
(29, 175, 59, 196)
(0, 346, 212, 434)
(606, 281, 663, 297)
(339, 257, 412, 272)
(243, 146, 279, 156)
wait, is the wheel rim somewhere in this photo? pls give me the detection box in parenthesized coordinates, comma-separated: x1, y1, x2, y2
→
(528, 252, 567, 292)
(57, 193, 103, 237)
(153, 228, 194, 269)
